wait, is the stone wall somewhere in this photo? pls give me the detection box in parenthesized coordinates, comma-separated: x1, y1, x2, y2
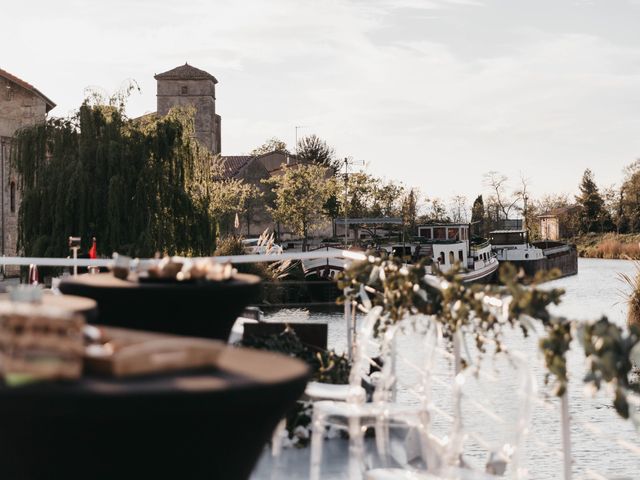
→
(0, 76, 48, 137)
(0, 77, 49, 276)
(156, 78, 219, 154)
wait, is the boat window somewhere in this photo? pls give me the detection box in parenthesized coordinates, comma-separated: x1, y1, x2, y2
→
(449, 251, 455, 264)
(434, 227, 446, 240)
(490, 231, 525, 245)
(458, 250, 463, 262)
(418, 228, 432, 239)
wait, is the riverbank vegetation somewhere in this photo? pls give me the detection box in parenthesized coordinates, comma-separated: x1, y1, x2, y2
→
(575, 233, 640, 259)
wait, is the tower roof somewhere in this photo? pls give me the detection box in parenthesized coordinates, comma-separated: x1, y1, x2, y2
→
(154, 63, 218, 84)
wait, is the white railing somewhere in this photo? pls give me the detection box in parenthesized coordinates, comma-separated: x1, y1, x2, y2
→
(1, 251, 638, 480)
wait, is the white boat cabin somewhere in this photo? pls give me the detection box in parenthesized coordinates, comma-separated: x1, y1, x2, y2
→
(489, 229, 544, 261)
(414, 224, 470, 271)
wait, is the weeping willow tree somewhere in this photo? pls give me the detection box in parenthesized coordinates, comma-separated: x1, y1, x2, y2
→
(12, 100, 221, 258)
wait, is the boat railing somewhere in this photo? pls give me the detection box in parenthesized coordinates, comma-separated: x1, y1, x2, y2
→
(470, 239, 491, 250)
(0, 252, 638, 479)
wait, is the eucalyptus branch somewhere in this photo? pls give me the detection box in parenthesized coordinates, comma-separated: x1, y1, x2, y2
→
(339, 253, 640, 421)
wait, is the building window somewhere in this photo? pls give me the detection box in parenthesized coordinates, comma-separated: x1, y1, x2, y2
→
(449, 251, 455, 264)
(181, 86, 188, 95)
(458, 250, 464, 262)
(438, 252, 445, 264)
(10, 182, 15, 213)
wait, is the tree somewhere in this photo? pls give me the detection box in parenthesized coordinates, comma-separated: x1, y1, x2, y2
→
(296, 135, 339, 170)
(208, 179, 262, 236)
(470, 195, 485, 236)
(250, 137, 289, 156)
(401, 188, 419, 238)
(370, 180, 405, 218)
(449, 195, 468, 223)
(427, 198, 450, 223)
(575, 169, 607, 233)
(263, 164, 335, 251)
(484, 171, 529, 223)
(621, 160, 640, 232)
(12, 102, 218, 258)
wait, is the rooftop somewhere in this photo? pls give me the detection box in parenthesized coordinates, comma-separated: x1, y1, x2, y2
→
(220, 155, 252, 178)
(154, 63, 218, 84)
(0, 67, 56, 112)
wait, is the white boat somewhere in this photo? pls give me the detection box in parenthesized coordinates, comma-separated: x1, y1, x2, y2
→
(411, 223, 499, 283)
(300, 245, 346, 281)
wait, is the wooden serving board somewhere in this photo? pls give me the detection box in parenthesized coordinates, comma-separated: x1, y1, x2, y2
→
(84, 326, 225, 378)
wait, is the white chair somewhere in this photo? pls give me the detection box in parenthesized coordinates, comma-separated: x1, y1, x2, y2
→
(367, 330, 535, 480)
(309, 310, 443, 479)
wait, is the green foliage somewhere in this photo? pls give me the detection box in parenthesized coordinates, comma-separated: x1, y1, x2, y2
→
(240, 327, 351, 447)
(12, 102, 221, 257)
(296, 134, 338, 170)
(214, 235, 278, 283)
(580, 318, 640, 418)
(576, 168, 609, 234)
(539, 319, 572, 396)
(209, 178, 262, 236)
(339, 252, 640, 421)
(401, 188, 418, 237)
(250, 137, 289, 156)
(263, 164, 335, 250)
(471, 195, 485, 236)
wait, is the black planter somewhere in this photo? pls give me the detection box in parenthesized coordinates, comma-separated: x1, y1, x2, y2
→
(59, 272, 261, 341)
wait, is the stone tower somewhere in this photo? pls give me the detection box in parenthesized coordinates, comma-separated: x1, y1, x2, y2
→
(154, 63, 221, 154)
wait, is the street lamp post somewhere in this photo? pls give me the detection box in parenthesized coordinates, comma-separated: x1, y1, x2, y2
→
(342, 157, 365, 247)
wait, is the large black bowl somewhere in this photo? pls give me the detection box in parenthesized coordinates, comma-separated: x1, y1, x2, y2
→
(59, 272, 261, 340)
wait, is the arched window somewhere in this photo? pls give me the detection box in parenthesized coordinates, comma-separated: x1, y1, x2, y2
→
(10, 182, 15, 213)
(449, 251, 455, 264)
(458, 250, 464, 262)
(438, 252, 445, 264)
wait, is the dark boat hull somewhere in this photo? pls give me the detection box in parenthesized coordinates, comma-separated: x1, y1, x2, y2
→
(502, 243, 578, 279)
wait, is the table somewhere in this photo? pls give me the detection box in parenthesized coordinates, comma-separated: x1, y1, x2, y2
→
(0, 292, 98, 321)
(59, 272, 261, 340)
(0, 342, 309, 480)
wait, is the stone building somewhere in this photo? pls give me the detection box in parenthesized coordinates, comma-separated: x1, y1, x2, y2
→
(0, 68, 55, 273)
(155, 63, 221, 154)
(539, 205, 580, 241)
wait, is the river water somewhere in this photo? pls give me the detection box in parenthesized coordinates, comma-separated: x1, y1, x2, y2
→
(258, 258, 640, 479)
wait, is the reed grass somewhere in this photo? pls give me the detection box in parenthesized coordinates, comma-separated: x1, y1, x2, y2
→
(619, 263, 640, 328)
(577, 233, 640, 260)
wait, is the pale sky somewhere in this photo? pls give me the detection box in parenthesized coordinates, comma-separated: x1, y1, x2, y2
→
(3, 0, 640, 203)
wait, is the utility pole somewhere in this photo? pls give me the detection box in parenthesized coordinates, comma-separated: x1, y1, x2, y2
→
(343, 157, 365, 247)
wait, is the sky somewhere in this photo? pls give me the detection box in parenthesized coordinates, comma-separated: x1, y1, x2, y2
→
(3, 0, 640, 204)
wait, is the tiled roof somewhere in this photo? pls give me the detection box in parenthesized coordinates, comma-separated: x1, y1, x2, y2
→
(220, 155, 252, 178)
(539, 205, 580, 217)
(154, 63, 218, 84)
(0, 68, 56, 112)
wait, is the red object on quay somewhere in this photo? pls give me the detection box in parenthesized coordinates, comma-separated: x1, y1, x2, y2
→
(89, 237, 97, 259)
(28, 264, 39, 285)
